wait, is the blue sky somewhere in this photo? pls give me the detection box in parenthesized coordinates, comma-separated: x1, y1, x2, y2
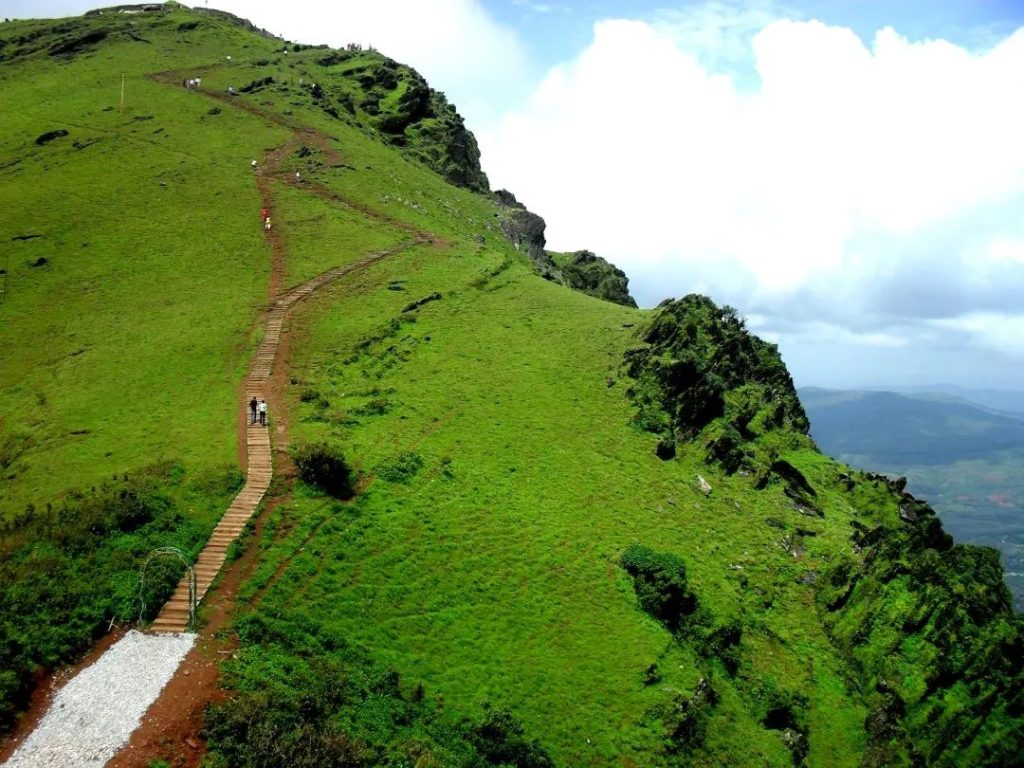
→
(480, 0, 1024, 77)
(4, 1, 1024, 391)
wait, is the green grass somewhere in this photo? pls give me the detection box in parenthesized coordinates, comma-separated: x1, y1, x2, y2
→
(237, 240, 875, 764)
(271, 182, 407, 289)
(1, 7, 1020, 766)
(0, 12, 288, 516)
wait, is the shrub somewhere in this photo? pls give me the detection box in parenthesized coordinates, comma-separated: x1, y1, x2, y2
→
(621, 544, 696, 631)
(375, 451, 424, 483)
(655, 436, 676, 460)
(660, 678, 718, 753)
(292, 443, 355, 499)
(354, 397, 390, 416)
(471, 707, 554, 768)
(0, 463, 211, 733)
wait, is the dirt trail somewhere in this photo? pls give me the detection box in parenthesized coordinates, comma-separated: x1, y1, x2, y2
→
(148, 71, 432, 634)
(94, 66, 441, 763)
(150, 108, 426, 633)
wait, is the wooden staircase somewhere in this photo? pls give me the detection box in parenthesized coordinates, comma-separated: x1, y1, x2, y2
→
(149, 405, 272, 632)
(148, 245, 411, 633)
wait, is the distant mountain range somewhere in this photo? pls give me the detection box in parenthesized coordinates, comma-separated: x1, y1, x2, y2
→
(800, 387, 1024, 466)
(883, 385, 1024, 416)
(801, 386, 1024, 611)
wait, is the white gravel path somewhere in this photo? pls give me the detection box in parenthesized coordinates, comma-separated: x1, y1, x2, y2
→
(3, 630, 195, 768)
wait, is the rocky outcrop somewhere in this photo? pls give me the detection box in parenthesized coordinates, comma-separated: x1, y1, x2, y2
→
(493, 189, 557, 277)
(819, 474, 1023, 766)
(409, 91, 489, 192)
(558, 250, 637, 307)
(313, 54, 490, 192)
(624, 295, 808, 466)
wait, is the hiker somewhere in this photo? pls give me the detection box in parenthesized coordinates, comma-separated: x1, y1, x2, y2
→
(260, 207, 269, 222)
(249, 396, 258, 424)
(258, 400, 267, 426)
(195, 77, 202, 89)
(295, 171, 301, 182)
(264, 216, 272, 231)
(252, 159, 258, 171)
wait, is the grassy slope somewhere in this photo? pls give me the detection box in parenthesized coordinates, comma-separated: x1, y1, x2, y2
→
(1, 8, 1018, 766)
(0, 11, 288, 515)
(195, 47, 869, 765)
(272, 255, 868, 764)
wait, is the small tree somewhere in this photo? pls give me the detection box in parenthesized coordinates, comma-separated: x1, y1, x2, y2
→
(292, 442, 355, 499)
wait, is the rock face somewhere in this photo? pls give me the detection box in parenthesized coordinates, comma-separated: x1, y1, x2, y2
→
(314, 54, 490, 192)
(493, 189, 557, 276)
(821, 481, 1023, 766)
(559, 250, 637, 307)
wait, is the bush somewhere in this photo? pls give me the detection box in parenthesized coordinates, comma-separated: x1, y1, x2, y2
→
(660, 678, 719, 753)
(292, 443, 355, 499)
(655, 436, 676, 460)
(375, 451, 424, 483)
(0, 463, 211, 733)
(621, 544, 696, 631)
(471, 707, 554, 768)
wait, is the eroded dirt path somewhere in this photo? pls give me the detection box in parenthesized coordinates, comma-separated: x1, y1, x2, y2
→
(97, 68, 440, 765)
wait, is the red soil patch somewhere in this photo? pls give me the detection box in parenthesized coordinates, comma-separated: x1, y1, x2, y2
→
(106, 494, 284, 768)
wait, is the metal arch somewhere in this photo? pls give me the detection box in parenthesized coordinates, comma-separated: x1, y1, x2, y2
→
(138, 546, 196, 630)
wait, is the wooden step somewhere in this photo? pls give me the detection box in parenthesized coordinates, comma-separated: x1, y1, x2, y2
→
(148, 216, 418, 636)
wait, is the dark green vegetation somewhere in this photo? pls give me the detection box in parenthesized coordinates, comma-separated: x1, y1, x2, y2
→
(308, 46, 489, 192)
(1, 5, 1022, 766)
(815, 474, 1023, 767)
(625, 295, 808, 472)
(551, 250, 637, 307)
(292, 442, 355, 499)
(0, 462, 239, 729)
(204, 613, 552, 768)
(802, 387, 1024, 612)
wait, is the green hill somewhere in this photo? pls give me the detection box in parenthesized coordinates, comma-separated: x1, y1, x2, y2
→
(1, 5, 1021, 766)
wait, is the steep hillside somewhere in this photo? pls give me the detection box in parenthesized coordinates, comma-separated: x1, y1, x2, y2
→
(0, 5, 1021, 767)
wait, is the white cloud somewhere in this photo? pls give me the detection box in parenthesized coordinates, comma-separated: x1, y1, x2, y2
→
(987, 237, 1024, 266)
(478, 12, 1024, 366)
(932, 313, 1024, 357)
(203, 0, 528, 123)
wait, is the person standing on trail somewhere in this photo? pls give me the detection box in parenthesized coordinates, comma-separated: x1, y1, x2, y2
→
(264, 216, 272, 232)
(260, 207, 269, 222)
(259, 400, 267, 426)
(252, 159, 258, 171)
(249, 396, 258, 424)
(295, 171, 301, 182)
